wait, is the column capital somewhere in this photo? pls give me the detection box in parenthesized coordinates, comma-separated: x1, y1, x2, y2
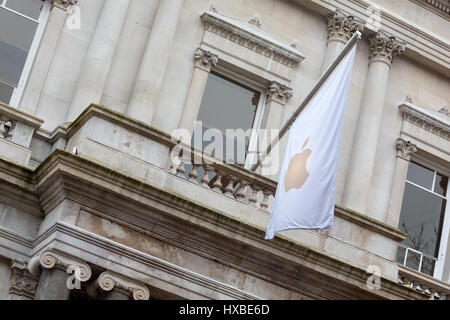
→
(47, 0, 78, 10)
(326, 9, 364, 43)
(266, 81, 293, 105)
(9, 261, 39, 300)
(194, 48, 218, 71)
(396, 138, 417, 161)
(28, 249, 92, 282)
(368, 31, 406, 66)
(96, 271, 150, 300)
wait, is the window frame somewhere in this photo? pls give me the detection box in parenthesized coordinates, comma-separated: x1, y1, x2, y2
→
(203, 64, 267, 169)
(0, 0, 51, 107)
(400, 155, 450, 280)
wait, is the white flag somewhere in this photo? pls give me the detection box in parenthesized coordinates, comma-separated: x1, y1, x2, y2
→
(265, 45, 356, 240)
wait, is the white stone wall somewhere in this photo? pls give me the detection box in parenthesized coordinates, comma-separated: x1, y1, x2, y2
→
(0, 258, 10, 299)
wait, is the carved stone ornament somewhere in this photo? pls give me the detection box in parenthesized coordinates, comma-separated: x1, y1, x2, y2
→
(43, 0, 78, 10)
(439, 106, 449, 116)
(396, 138, 417, 160)
(368, 31, 406, 66)
(0, 116, 15, 139)
(194, 48, 218, 69)
(327, 9, 364, 43)
(96, 271, 150, 300)
(28, 250, 92, 282)
(248, 16, 263, 28)
(266, 81, 293, 103)
(9, 265, 39, 299)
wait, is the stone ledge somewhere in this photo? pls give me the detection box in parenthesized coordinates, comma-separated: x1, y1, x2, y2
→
(0, 102, 44, 129)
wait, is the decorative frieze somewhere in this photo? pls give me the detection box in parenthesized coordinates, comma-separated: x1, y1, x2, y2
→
(396, 138, 417, 160)
(326, 9, 364, 43)
(96, 271, 150, 300)
(194, 48, 219, 69)
(28, 250, 92, 283)
(368, 31, 406, 66)
(266, 81, 293, 104)
(9, 265, 39, 300)
(399, 103, 450, 140)
(201, 11, 305, 69)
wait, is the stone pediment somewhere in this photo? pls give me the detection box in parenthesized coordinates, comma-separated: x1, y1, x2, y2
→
(200, 11, 305, 69)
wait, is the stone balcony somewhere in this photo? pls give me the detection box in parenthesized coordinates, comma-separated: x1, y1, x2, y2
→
(1, 103, 447, 299)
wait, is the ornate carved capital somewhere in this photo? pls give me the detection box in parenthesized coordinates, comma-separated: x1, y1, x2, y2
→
(194, 48, 218, 71)
(9, 262, 39, 300)
(28, 250, 92, 282)
(326, 9, 364, 43)
(396, 138, 417, 160)
(368, 31, 406, 66)
(46, 0, 78, 10)
(266, 81, 293, 104)
(96, 271, 150, 300)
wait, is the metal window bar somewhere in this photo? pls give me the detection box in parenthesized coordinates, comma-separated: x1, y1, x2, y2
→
(399, 244, 437, 273)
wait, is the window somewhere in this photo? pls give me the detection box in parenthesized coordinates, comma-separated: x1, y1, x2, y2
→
(0, 0, 49, 106)
(192, 68, 266, 168)
(396, 161, 449, 279)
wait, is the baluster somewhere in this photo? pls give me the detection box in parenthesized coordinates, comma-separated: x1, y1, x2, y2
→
(210, 170, 224, 193)
(189, 164, 200, 183)
(201, 164, 214, 188)
(260, 189, 271, 211)
(235, 180, 249, 202)
(248, 184, 260, 207)
(223, 174, 237, 197)
(176, 160, 186, 178)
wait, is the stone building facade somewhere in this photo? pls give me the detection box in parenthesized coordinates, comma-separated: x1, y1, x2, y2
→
(0, 0, 449, 300)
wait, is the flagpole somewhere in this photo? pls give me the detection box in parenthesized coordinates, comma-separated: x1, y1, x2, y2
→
(250, 31, 362, 172)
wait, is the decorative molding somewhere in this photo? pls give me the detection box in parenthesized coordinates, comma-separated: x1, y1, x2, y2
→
(248, 16, 263, 28)
(398, 265, 450, 300)
(0, 116, 15, 140)
(439, 106, 449, 117)
(46, 0, 78, 10)
(326, 9, 364, 43)
(28, 249, 92, 282)
(96, 271, 150, 300)
(200, 11, 305, 69)
(266, 81, 293, 104)
(368, 30, 406, 66)
(399, 102, 450, 140)
(194, 48, 218, 69)
(9, 262, 39, 299)
(410, 0, 450, 19)
(396, 138, 418, 161)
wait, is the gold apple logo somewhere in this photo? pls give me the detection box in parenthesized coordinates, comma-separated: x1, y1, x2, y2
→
(284, 137, 312, 192)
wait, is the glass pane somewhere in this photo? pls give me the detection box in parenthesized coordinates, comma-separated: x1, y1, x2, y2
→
(420, 256, 436, 276)
(193, 72, 260, 165)
(434, 172, 448, 197)
(406, 162, 435, 190)
(6, 0, 42, 20)
(405, 250, 421, 271)
(0, 7, 38, 84)
(398, 183, 446, 257)
(0, 80, 14, 103)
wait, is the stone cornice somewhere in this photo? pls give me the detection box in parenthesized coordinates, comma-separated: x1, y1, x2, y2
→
(410, 0, 450, 20)
(326, 9, 364, 43)
(399, 102, 450, 140)
(0, 102, 44, 129)
(200, 11, 305, 69)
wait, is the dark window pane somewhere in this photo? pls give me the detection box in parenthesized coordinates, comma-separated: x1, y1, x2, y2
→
(0, 80, 14, 103)
(406, 162, 434, 190)
(421, 256, 436, 276)
(0, 7, 38, 84)
(6, 0, 42, 20)
(405, 250, 421, 271)
(193, 72, 260, 165)
(434, 173, 448, 197)
(398, 183, 446, 257)
(396, 246, 406, 264)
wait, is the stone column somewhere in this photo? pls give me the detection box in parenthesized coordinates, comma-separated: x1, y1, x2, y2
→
(28, 250, 92, 300)
(94, 271, 150, 300)
(126, 0, 184, 125)
(178, 48, 218, 137)
(8, 261, 39, 300)
(322, 10, 363, 72)
(342, 31, 405, 215)
(385, 138, 417, 226)
(66, 0, 130, 122)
